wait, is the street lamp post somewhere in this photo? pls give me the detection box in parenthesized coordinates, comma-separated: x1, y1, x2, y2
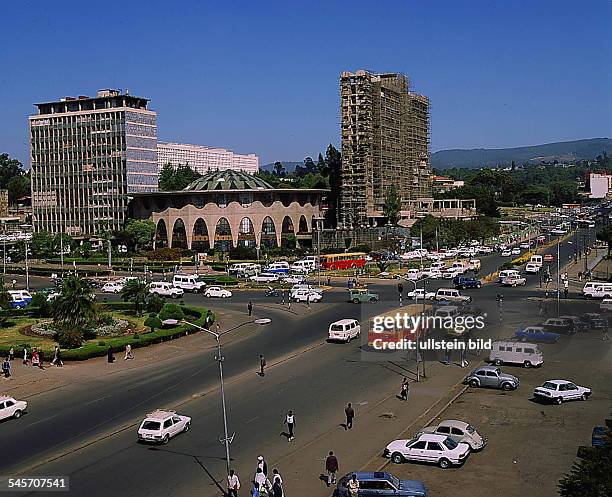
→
(24, 240, 30, 291)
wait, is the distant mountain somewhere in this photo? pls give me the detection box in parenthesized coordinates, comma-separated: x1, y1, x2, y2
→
(261, 161, 302, 173)
(431, 138, 612, 169)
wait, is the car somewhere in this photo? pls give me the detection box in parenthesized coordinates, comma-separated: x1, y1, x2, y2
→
(514, 325, 560, 343)
(405, 268, 423, 280)
(519, 242, 531, 249)
(204, 286, 232, 298)
(281, 274, 305, 284)
(172, 274, 207, 293)
(600, 299, 612, 311)
(348, 288, 379, 303)
(464, 365, 519, 391)
(250, 272, 280, 283)
(559, 315, 588, 333)
(149, 282, 184, 299)
(0, 395, 27, 421)
(452, 276, 482, 289)
(592, 426, 611, 448)
(580, 313, 608, 331)
(511, 247, 521, 255)
(541, 317, 576, 335)
(291, 289, 322, 303)
(137, 409, 191, 444)
(406, 288, 436, 300)
(101, 281, 124, 293)
(501, 275, 527, 287)
(335, 472, 427, 497)
(458, 304, 483, 316)
(544, 254, 554, 262)
(533, 380, 591, 405)
(328, 319, 361, 343)
(524, 262, 541, 274)
(501, 249, 512, 257)
(435, 288, 472, 303)
(384, 433, 470, 468)
(421, 420, 486, 451)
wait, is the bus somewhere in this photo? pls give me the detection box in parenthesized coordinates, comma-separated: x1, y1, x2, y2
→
(320, 252, 366, 271)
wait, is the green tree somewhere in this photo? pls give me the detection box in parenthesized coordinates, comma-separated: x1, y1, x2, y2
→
(273, 161, 286, 177)
(53, 275, 96, 336)
(597, 226, 612, 256)
(0, 154, 30, 204)
(558, 437, 611, 497)
(158, 303, 185, 322)
(121, 279, 149, 315)
(146, 293, 165, 314)
(123, 219, 156, 252)
(144, 315, 163, 333)
(158, 162, 201, 191)
(383, 185, 402, 225)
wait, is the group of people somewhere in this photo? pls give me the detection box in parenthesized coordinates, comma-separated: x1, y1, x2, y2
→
(2, 345, 65, 378)
(227, 456, 285, 497)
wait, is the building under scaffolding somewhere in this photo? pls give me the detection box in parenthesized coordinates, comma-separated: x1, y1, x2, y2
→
(340, 70, 432, 227)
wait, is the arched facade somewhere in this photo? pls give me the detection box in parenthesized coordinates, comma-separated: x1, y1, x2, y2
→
(171, 218, 187, 249)
(192, 218, 210, 253)
(155, 219, 168, 248)
(214, 217, 233, 252)
(238, 217, 256, 247)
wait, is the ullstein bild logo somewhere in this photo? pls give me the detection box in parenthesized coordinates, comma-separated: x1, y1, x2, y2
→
(369, 312, 490, 351)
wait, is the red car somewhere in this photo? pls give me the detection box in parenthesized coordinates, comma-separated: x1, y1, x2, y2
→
(544, 254, 554, 262)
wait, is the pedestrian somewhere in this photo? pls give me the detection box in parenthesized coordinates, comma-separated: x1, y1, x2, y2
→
(253, 468, 270, 495)
(8, 346, 14, 361)
(287, 300, 291, 310)
(38, 350, 45, 370)
(564, 280, 569, 298)
(327, 276, 331, 286)
(306, 294, 310, 308)
(325, 450, 339, 487)
(399, 377, 409, 401)
(216, 322, 221, 334)
(443, 347, 451, 366)
(344, 402, 355, 430)
(107, 346, 115, 363)
(257, 455, 268, 476)
(284, 410, 295, 441)
(51, 346, 63, 367)
(250, 481, 260, 497)
(22, 347, 28, 365)
(347, 278, 351, 289)
(347, 474, 360, 497)
(460, 346, 469, 368)
(124, 343, 134, 360)
(2, 356, 10, 378)
(227, 469, 240, 497)
(248, 301, 253, 316)
(271, 478, 283, 497)
(538, 300, 544, 316)
(11, 279, 16, 289)
(259, 354, 266, 376)
(578, 271, 583, 282)
(603, 328, 610, 341)
(31, 348, 40, 368)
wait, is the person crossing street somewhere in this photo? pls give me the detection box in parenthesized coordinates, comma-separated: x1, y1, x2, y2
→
(284, 410, 295, 441)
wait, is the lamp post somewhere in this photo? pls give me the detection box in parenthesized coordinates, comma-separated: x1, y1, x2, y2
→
(181, 318, 271, 478)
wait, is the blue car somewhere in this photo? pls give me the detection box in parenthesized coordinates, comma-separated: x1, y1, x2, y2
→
(514, 325, 560, 343)
(453, 276, 482, 289)
(335, 472, 427, 497)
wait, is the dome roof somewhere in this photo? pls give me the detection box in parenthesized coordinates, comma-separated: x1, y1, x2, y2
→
(183, 170, 273, 191)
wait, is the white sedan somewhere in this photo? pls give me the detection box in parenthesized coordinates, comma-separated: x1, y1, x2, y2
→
(511, 247, 521, 255)
(501, 275, 527, 287)
(501, 249, 512, 257)
(383, 433, 470, 468)
(250, 272, 280, 283)
(101, 281, 124, 293)
(204, 286, 232, 298)
(282, 275, 305, 284)
(533, 380, 591, 404)
(291, 290, 322, 303)
(406, 288, 436, 300)
(0, 395, 28, 421)
(137, 409, 191, 444)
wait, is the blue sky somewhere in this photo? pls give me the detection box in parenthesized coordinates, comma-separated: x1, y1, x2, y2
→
(1, 0, 610, 166)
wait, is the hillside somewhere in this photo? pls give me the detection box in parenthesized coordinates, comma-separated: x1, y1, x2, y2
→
(431, 138, 611, 169)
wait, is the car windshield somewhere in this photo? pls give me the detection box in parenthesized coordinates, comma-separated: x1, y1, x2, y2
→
(466, 425, 475, 434)
(443, 437, 458, 449)
(141, 420, 161, 430)
(330, 325, 344, 331)
(390, 475, 400, 488)
(542, 382, 557, 390)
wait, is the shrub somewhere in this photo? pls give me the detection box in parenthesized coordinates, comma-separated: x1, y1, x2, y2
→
(144, 316, 163, 333)
(56, 328, 84, 349)
(98, 341, 106, 346)
(98, 313, 114, 326)
(158, 303, 185, 322)
(31, 292, 52, 318)
(146, 294, 165, 314)
(133, 333, 140, 340)
(144, 247, 184, 261)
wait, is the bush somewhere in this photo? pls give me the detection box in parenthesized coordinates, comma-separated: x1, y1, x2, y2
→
(158, 303, 185, 322)
(98, 313, 114, 326)
(98, 341, 106, 346)
(31, 292, 52, 318)
(56, 328, 84, 349)
(146, 294, 165, 314)
(144, 316, 163, 333)
(144, 247, 185, 261)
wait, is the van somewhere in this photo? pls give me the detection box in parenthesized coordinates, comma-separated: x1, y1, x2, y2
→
(498, 269, 520, 283)
(451, 262, 468, 274)
(525, 263, 541, 274)
(265, 261, 290, 274)
(530, 255, 543, 267)
(435, 288, 472, 302)
(327, 319, 361, 343)
(290, 260, 312, 273)
(229, 263, 260, 278)
(172, 274, 207, 293)
(489, 340, 543, 368)
(468, 259, 481, 271)
(8, 290, 33, 303)
(583, 282, 612, 299)
(434, 306, 460, 319)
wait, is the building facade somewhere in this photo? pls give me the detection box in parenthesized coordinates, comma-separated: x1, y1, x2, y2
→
(30, 89, 158, 236)
(589, 173, 612, 198)
(128, 170, 325, 251)
(339, 70, 432, 227)
(158, 142, 259, 175)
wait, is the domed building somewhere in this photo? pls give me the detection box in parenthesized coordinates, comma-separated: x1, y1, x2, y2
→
(128, 170, 327, 251)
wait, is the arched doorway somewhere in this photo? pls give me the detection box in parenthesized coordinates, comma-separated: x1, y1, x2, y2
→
(192, 218, 210, 253)
(261, 216, 277, 248)
(298, 215, 309, 234)
(155, 219, 168, 248)
(238, 217, 256, 247)
(214, 217, 233, 252)
(281, 216, 295, 248)
(171, 218, 187, 249)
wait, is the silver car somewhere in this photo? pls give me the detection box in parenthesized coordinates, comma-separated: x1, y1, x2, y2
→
(464, 365, 519, 391)
(421, 420, 486, 451)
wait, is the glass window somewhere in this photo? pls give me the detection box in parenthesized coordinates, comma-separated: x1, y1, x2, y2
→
(443, 438, 459, 450)
(451, 427, 463, 436)
(437, 426, 450, 434)
(5, 400, 14, 407)
(411, 441, 427, 449)
(142, 421, 161, 430)
(427, 442, 443, 451)
(163, 419, 173, 428)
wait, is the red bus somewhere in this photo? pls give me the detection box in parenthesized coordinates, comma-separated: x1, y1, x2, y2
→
(320, 252, 366, 271)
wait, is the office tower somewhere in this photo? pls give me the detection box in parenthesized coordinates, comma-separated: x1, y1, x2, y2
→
(340, 70, 432, 227)
(158, 142, 259, 175)
(30, 89, 157, 235)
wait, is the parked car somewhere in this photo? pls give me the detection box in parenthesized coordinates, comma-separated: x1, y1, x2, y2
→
(149, 282, 184, 299)
(533, 380, 591, 405)
(250, 272, 280, 283)
(580, 313, 608, 331)
(137, 409, 191, 444)
(348, 288, 379, 303)
(458, 304, 483, 316)
(559, 315, 588, 333)
(328, 319, 361, 343)
(592, 426, 610, 448)
(384, 433, 470, 468)
(335, 472, 428, 497)
(421, 420, 486, 451)
(514, 325, 560, 343)
(600, 299, 612, 312)
(0, 395, 27, 421)
(406, 288, 436, 300)
(511, 247, 521, 255)
(541, 318, 576, 335)
(101, 281, 124, 293)
(204, 286, 232, 298)
(501, 275, 527, 287)
(464, 365, 519, 391)
(544, 254, 554, 262)
(488, 340, 543, 368)
(452, 276, 482, 289)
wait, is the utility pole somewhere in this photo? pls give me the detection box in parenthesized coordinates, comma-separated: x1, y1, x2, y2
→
(556, 239, 560, 317)
(317, 219, 321, 287)
(25, 240, 30, 291)
(107, 239, 112, 270)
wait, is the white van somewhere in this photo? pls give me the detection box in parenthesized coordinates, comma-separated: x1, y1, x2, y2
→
(327, 319, 361, 342)
(149, 282, 184, 299)
(229, 263, 260, 278)
(290, 260, 312, 274)
(583, 282, 612, 299)
(498, 269, 520, 283)
(435, 288, 472, 302)
(451, 262, 469, 274)
(530, 255, 543, 267)
(172, 274, 207, 293)
(489, 340, 543, 368)
(525, 263, 541, 274)
(434, 306, 460, 319)
(8, 290, 33, 302)
(266, 261, 290, 274)
(468, 259, 481, 271)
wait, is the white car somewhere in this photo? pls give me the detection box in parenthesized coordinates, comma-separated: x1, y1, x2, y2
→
(101, 281, 124, 293)
(533, 380, 591, 404)
(291, 289, 322, 303)
(204, 286, 232, 298)
(501, 249, 512, 257)
(421, 420, 486, 451)
(0, 395, 27, 421)
(137, 409, 191, 444)
(511, 247, 521, 255)
(524, 263, 541, 274)
(519, 242, 531, 249)
(405, 269, 422, 281)
(384, 433, 470, 468)
(501, 275, 527, 287)
(327, 319, 360, 342)
(478, 246, 494, 254)
(281, 274, 305, 284)
(600, 299, 612, 311)
(250, 272, 280, 283)
(406, 288, 436, 300)
(149, 282, 184, 299)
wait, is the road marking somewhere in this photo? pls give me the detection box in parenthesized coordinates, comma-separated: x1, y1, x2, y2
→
(244, 416, 259, 424)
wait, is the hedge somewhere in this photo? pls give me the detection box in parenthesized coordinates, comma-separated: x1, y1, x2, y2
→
(0, 305, 214, 361)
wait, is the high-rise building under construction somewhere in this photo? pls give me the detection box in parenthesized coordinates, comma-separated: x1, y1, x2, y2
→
(339, 70, 431, 227)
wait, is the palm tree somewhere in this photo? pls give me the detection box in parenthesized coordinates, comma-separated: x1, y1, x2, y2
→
(121, 279, 149, 315)
(53, 275, 97, 330)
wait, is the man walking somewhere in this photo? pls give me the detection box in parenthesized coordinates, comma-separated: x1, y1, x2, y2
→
(564, 279, 569, 298)
(325, 450, 339, 487)
(8, 347, 14, 361)
(256, 455, 268, 476)
(399, 377, 409, 401)
(124, 343, 134, 360)
(284, 410, 295, 441)
(22, 347, 28, 365)
(2, 357, 10, 379)
(259, 354, 266, 376)
(51, 346, 63, 367)
(344, 402, 355, 430)
(248, 301, 253, 316)
(347, 474, 360, 497)
(227, 469, 240, 497)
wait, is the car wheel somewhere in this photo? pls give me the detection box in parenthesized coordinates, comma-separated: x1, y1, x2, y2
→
(352, 298, 359, 304)
(581, 393, 589, 401)
(369, 297, 377, 302)
(438, 458, 451, 469)
(501, 382, 513, 391)
(183, 422, 190, 432)
(494, 359, 502, 366)
(222, 294, 227, 298)
(555, 397, 563, 405)
(13, 410, 22, 419)
(162, 434, 170, 444)
(477, 283, 482, 288)
(172, 294, 179, 299)
(469, 379, 479, 387)
(391, 452, 405, 464)
(523, 361, 532, 368)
